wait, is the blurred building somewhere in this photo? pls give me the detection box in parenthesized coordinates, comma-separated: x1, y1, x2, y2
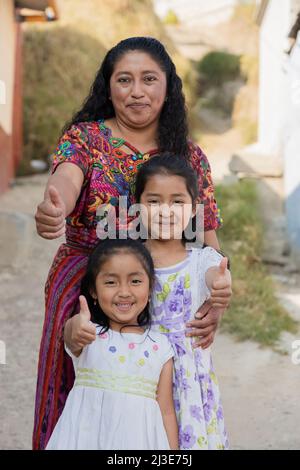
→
(153, 0, 241, 27)
(230, 0, 300, 262)
(257, 0, 300, 259)
(0, 0, 58, 196)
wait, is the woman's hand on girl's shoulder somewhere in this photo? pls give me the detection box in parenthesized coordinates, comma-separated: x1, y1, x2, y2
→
(186, 300, 229, 350)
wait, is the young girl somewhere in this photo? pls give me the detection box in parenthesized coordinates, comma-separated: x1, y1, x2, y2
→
(135, 155, 231, 450)
(46, 238, 178, 450)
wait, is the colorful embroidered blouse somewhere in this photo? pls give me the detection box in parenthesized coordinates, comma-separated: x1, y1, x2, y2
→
(51, 119, 221, 249)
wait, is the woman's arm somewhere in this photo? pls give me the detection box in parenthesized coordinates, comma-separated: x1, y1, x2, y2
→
(44, 163, 84, 215)
(156, 358, 179, 450)
(204, 230, 220, 250)
(35, 163, 84, 239)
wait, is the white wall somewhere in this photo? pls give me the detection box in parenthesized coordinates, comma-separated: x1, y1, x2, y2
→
(258, 0, 291, 155)
(0, 0, 15, 135)
(284, 32, 300, 251)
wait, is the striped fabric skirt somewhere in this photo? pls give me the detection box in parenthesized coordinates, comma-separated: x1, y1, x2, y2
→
(32, 243, 91, 450)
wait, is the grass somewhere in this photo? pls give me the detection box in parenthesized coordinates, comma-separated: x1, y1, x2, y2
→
(215, 180, 298, 346)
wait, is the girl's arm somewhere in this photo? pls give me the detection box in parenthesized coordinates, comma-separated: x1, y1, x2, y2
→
(35, 162, 84, 239)
(156, 358, 179, 450)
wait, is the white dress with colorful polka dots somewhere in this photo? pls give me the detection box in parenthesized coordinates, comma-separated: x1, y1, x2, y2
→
(46, 326, 174, 450)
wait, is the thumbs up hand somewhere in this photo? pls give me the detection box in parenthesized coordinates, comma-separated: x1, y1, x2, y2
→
(210, 257, 232, 309)
(64, 296, 97, 357)
(35, 185, 66, 239)
(78, 295, 92, 322)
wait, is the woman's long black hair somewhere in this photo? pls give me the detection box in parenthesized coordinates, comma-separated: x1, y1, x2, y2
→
(62, 36, 190, 159)
(80, 238, 155, 333)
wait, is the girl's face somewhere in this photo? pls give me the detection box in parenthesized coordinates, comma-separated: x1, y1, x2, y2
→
(140, 174, 196, 240)
(109, 51, 167, 129)
(92, 252, 150, 330)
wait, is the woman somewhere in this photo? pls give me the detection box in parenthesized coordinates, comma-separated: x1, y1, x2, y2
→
(33, 37, 231, 450)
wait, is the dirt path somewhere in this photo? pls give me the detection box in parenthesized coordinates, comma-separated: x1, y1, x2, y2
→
(0, 174, 299, 449)
(0, 174, 61, 449)
(214, 330, 299, 450)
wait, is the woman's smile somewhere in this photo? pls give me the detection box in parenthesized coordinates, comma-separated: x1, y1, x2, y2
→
(127, 102, 150, 108)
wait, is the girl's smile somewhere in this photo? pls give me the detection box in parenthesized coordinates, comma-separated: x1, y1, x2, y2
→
(114, 301, 135, 312)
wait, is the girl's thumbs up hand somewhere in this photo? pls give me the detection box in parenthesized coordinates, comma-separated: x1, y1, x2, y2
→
(35, 185, 66, 239)
(64, 296, 97, 356)
(218, 257, 228, 276)
(79, 295, 92, 321)
(210, 257, 232, 309)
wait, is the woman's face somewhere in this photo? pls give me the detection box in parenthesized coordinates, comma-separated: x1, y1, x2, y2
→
(109, 50, 167, 129)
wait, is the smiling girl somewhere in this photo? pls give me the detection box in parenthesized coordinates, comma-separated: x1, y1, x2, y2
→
(135, 154, 231, 450)
(45, 238, 178, 450)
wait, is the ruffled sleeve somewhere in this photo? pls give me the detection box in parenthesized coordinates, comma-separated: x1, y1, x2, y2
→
(158, 333, 174, 366)
(50, 124, 91, 180)
(189, 142, 222, 231)
(201, 246, 223, 273)
(190, 246, 224, 306)
(199, 246, 224, 298)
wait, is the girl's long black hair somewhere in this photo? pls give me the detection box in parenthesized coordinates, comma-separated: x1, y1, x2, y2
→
(135, 153, 198, 203)
(80, 238, 155, 333)
(62, 36, 190, 160)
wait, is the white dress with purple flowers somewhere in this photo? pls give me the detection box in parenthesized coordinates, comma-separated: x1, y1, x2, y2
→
(46, 328, 173, 450)
(150, 246, 229, 450)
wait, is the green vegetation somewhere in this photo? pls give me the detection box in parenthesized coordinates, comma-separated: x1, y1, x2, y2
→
(197, 51, 242, 87)
(21, 25, 105, 175)
(216, 180, 298, 346)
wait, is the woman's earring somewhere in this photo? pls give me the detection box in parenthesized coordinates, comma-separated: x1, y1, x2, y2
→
(165, 96, 168, 102)
(93, 298, 97, 305)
